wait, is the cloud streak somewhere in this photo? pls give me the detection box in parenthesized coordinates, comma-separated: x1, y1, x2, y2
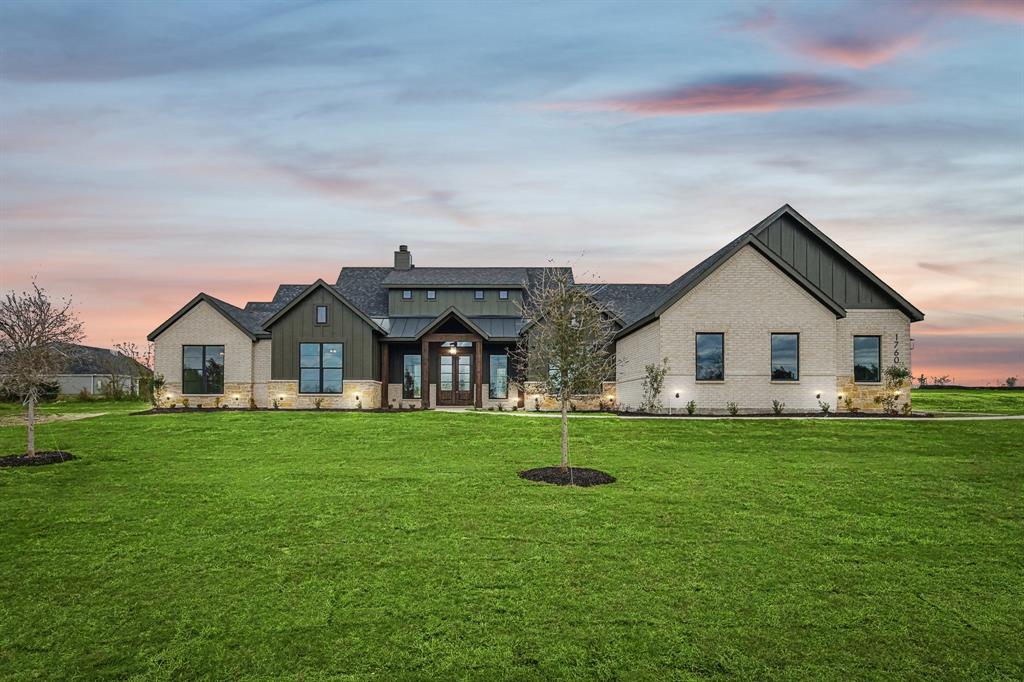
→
(542, 74, 866, 116)
(790, 33, 923, 69)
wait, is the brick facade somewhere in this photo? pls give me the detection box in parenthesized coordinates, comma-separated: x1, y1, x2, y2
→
(614, 246, 913, 413)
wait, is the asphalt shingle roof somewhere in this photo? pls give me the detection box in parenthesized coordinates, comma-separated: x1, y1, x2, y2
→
(381, 267, 530, 287)
(335, 267, 391, 317)
(583, 283, 670, 326)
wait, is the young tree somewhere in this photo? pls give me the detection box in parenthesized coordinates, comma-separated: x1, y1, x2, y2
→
(1006, 376, 1018, 388)
(512, 267, 617, 471)
(0, 282, 84, 456)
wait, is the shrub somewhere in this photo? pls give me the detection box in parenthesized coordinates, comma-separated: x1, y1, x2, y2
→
(78, 387, 93, 402)
(181, 398, 190, 408)
(213, 397, 221, 409)
(313, 397, 323, 410)
(640, 358, 670, 412)
(874, 364, 912, 415)
(686, 400, 697, 416)
(498, 403, 504, 411)
(249, 396, 257, 410)
(1007, 376, 1018, 388)
(901, 403, 912, 416)
(534, 398, 540, 412)
(818, 400, 831, 416)
(771, 399, 785, 415)
(272, 398, 279, 409)
(843, 396, 854, 411)
(726, 401, 739, 416)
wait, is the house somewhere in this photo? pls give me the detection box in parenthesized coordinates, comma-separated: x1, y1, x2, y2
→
(148, 205, 922, 412)
(54, 344, 149, 396)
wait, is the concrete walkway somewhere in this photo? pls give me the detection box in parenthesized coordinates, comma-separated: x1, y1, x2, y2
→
(464, 410, 1024, 422)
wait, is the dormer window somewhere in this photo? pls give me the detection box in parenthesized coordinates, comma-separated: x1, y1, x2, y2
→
(315, 305, 328, 325)
(402, 290, 413, 300)
(426, 290, 436, 300)
(474, 290, 485, 300)
(499, 290, 509, 300)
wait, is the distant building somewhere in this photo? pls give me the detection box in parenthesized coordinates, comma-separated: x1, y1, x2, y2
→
(54, 344, 150, 396)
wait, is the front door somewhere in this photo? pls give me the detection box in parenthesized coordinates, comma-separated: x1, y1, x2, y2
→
(438, 353, 474, 405)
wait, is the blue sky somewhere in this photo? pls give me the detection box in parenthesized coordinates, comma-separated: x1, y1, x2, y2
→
(1, 0, 1021, 383)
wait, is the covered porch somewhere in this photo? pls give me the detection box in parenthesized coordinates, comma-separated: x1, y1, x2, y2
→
(381, 308, 520, 409)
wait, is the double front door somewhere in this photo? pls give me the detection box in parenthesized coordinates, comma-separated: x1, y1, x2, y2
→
(438, 353, 474, 405)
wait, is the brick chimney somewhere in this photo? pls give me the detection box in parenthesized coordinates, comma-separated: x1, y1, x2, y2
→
(394, 244, 412, 270)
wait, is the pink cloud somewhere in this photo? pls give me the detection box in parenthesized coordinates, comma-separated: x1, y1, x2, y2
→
(543, 74, 865, 116)
(791, 33, 924, 69)
(938, 0, 1024, 23)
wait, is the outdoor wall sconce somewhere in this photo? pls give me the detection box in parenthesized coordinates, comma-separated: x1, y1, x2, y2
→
(278, 394, 286, 400)
(449, 346, 457, 354)
(815, 392, 821, 400)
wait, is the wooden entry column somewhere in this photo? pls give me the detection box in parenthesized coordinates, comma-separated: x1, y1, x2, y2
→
(421, 338, 430, 408)
(475, 341, 483, 408)
(381, 343, 389, 405)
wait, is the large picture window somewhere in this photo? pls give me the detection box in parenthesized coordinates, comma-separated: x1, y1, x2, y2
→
(771, 333, 799, 381)
(403, 354, 421, 399)
(182, 345, 224, 394)
(695, 333, 724, 381)
(489, 355, 508, 399)
(300, 343, 343, 393)
(854, 335, 881, 382)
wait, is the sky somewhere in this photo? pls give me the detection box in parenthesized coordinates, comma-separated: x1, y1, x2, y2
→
(1, 0, 1022, 385)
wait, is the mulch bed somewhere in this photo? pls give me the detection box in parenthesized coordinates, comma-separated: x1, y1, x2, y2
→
(132, 407, 421, 415)
(615, 411, 933, 418)
(519, 466, 616, 487)
(0, 451, 76, 468)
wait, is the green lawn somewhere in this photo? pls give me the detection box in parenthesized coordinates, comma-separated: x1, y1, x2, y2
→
(1, 406, 1022, 680)
(911, 388, 1024, 415)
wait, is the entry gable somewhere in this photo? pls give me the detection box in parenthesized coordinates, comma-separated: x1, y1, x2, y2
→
(414, 307, 490, 340)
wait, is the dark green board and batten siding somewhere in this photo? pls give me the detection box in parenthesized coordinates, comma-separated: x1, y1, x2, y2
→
(755, 214, 894, 309)
(388, 289, 523, 317)
(268, 289, 380, 380)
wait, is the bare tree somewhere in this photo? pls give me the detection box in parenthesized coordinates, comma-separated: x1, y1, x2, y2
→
(512, 267, 617, 471)
(0, 282, 84, 456)
(106, 341, 148, 398)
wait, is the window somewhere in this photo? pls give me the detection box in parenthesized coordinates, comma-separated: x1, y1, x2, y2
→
(489, 355, 508, 399)
(854, 335, 881, 382)
(426, 290, 436, 300)
(403, 354, 421, 399)
(182, 345, 224, 394)
(771, 333, 799, 381)
(315, 305, 328, 325)
(402, 290, 412, 300)
(499, 290, 509, 300)
(695, 333, 724, 381)
(474, 290, 485, 300)
(300, 343, 343, 393)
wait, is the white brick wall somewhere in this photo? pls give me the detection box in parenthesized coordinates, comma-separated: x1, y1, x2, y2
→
(614, 246, 916, 412)
(615, 318, 661, 410)
(154, 300, 254, 394)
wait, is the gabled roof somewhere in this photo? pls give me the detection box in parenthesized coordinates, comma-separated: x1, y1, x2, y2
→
(615, 204, 923, 339)
(147, 293, 264, 341)
(335, 267, 391, 316)
(260, 280, 387, 334)
(59, 343, 152, 376)
(580, 283, 668, 327)
(408, 307, 492, 340)
(382, 267, 530, 287)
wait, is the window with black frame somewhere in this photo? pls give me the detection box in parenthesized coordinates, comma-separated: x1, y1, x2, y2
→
(315, 305, 328, 325)
(300, 343, 343, 393)
(489, 355, 508, 399)
(403, 354, 421, 399)
(182, 345, 224, 394)
(771, 333, 799, 381)
(854, 335, 881, 382)
(695, 333, 724, 381)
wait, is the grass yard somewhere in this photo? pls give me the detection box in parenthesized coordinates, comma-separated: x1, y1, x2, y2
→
(1, 405, 1022, 680)
(911, 388, 1024, 415)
